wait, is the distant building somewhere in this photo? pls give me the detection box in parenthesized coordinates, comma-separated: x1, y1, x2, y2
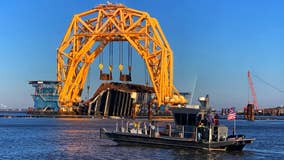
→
(29, 81, 60, 111)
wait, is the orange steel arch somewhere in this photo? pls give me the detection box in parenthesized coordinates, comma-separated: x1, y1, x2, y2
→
(57, 3, 187, 108)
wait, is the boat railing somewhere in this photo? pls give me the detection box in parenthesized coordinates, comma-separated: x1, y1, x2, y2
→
(170, 125, 219, 143)
(115, 120, 205, 141)
(115, 120, 153, 135)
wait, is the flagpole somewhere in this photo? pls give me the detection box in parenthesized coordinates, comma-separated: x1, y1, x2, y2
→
(234, 118, 236, 136)
(227, 107, 236, 136)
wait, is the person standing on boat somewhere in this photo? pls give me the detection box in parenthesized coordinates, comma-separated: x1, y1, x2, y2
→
(149, 121, 156, 137)
(143, 122, 148, 135)
(206, 113, 214, 126)
(214, 114, 219, 126)
(212, 114, 220, 141)
(197, 122, 205, 141)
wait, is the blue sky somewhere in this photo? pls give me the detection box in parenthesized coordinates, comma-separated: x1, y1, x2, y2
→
(0, 0, 283, 109)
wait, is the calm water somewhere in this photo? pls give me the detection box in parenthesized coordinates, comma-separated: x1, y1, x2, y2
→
(0, 117, 283, 160)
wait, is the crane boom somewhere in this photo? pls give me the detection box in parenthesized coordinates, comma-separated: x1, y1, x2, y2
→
(248, 70, 258, 109)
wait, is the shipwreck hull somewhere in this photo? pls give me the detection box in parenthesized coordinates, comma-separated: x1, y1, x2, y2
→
(84, 82, 153, 116)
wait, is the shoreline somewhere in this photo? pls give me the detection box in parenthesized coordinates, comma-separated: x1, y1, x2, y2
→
(1, 113, 284, 120)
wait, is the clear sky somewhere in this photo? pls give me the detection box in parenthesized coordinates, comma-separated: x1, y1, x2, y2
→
(0, 0, 283, 109)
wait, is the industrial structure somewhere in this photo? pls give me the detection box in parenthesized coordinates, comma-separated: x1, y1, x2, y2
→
(247, 70, 258, 109)
(85, 82, 153, 117)
(29, 81, 60, 111)
(244, 70, 258, 120)
(56, 3, 187, 111)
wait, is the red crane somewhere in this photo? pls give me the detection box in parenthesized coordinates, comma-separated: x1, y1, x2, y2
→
(248, 70, 258, 110)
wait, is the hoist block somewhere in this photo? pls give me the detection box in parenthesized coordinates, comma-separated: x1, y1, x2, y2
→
(120, 72, 131, 81)
(100, 71, 113, 80)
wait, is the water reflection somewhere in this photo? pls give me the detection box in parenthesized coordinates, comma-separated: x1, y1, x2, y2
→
(0, 118, 283, 159)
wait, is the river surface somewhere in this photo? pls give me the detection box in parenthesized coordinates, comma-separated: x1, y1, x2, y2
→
(0, 116, 283, 160)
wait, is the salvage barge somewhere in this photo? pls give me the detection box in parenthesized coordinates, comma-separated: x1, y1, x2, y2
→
(100, 98, 254, 151)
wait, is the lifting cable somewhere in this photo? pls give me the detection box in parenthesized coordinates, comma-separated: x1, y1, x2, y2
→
(119, 41, 124, 72)
(128, 43, 132, 74)
(86, 66, 91, 99)
(99, 48, 104, 71)
(109, 41, 113, 74)
(251, 72, 284, 94)
(144, 62, 149, 86)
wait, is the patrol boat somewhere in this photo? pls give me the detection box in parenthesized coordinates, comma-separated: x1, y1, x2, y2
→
(100, 96, 255, 151)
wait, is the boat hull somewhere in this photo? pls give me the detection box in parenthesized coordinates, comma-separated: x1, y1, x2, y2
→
(100, 128, 254, 151)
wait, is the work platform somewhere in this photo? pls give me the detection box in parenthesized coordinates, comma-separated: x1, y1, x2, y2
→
(29, 80, 60, 111)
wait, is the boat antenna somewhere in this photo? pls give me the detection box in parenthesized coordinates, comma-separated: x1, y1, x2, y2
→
(190, 75, 198, 105)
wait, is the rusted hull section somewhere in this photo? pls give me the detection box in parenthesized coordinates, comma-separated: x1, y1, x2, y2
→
(85, 82, 153, 117)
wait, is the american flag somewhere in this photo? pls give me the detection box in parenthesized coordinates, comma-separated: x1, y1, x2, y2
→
(227, 107, 236, 120)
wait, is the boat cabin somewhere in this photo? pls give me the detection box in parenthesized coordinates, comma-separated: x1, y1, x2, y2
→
(171, 95, 228, 142)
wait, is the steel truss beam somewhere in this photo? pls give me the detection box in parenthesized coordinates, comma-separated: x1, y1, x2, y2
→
(57, 3, 187, 108)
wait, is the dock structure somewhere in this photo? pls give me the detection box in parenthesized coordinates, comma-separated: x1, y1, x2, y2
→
(29, 81, 60, 111)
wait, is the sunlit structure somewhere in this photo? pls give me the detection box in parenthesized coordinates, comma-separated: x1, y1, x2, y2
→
(57, 3, 187, 109)
(29, 81, 60, 111)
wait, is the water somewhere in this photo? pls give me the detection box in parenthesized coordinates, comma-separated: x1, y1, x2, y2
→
(0, 117, 283, 160)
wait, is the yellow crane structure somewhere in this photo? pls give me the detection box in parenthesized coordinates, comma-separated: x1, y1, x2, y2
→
(57, 3, 187, 109)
